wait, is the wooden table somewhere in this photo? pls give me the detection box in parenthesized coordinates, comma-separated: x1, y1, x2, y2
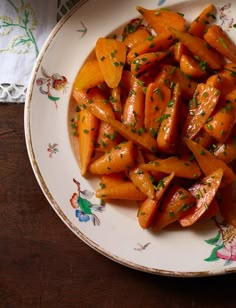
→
(1, 103, 236, 308)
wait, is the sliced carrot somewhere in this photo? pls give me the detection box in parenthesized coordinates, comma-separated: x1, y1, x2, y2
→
(203, 89, 236, 143)
(156, 83, 181, 154)
(180, 54, 206, 79)
(182, 83, 220, 139)
(220, 63, 236, 85)
(96, 181, 146, 201)
(100, 172, 128, 187)
(122, 75, 145, 129)
(152, 184, 196, 231)
(136, 6, 186, 35)
(188, 4, 215, 38)
(89, 141, 135, 174)
(127, 32, 175, 64)
(123, 28, 151, 50)
(129, 150, 155, 199)
(206, 73, 235, 98)
(154, 64, 197, 100)
(95, 37, 126, 88)
(218, 184, 236, 227)
(179, 168, 223, 227)
(96, 121, 121, 152)
(169, 27, 225, 70)
(193, 129, 214, 149)
(212, 130, 236, 163)
(184, 138, 236, 187)
(144, 82, 171, 136)
(78, 108, 99, 176)
(109, 87, 123, 121)
(73, 60, 104, 91)
(204, 25, 236, 63)
(131, 52, 168, 77)
(137, 172, 175, 229)
(201, 199, 220, 219)
(173, 42, 188, 62)
(141, 154, 201, 179)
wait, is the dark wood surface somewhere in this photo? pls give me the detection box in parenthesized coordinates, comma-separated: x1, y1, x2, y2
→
(1, 103, 236, 308)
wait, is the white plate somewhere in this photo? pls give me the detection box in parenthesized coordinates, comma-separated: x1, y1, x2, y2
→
(25, 0, 236, 277)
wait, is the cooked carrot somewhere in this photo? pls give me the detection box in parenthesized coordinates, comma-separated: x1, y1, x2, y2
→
(73, 60, 104, 91)
(201, 199, 220, 219)
(184, 138, 236, 187)
(96, 181, 146, 201)
(129, 150, 155, 199)
(127, 32, 175, 64)
(220, 63, 236, 85)
(89, 141, 135, 174)
(100, 172, 128, 187)
(192, 129, 214, 149)
(188, 4, 215, 38)
(182, 83, 220, 139)
(212, 129, 236, 163)
(154, 64, 197, 100)
(138, 172, 175, 229)
(206, 73, 235, 98)
(141, 154, 201, 179)
(144, 82, 171, 136)
(78, 108, 99, 176)
(180, 54, 206, 79)
(169, 27, 225, 70)
(136, 6, 186, 35)
(173, 42, 188, 62)
(131, 52, 168, 77)
(96, 121, 121, 152)
(152, 184, 196, 231)
(156, 83, 181, 154)
(95, 37, 126, 88)
(204, 25, 236, 63)
(203, 89, 236, 143)
(179, 168, 223, 227)
(123, 28, 151, 50)
(218, 184, 236, 227)
(109, 87, 123, 121)
(122, 75, 145, 129)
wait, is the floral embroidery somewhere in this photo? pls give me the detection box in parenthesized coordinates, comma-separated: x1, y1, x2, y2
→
(77, 21, 87, 38)
(205, 220, 236, 266)
(70, 179, 104, 226)
(218, 3, 234, 31)
(0, 0, 38, 56)
(36, 67, 68, 107)
(47, 143, 59, 158)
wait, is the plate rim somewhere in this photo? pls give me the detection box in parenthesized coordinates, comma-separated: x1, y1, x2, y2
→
(24, 0, 236, 277)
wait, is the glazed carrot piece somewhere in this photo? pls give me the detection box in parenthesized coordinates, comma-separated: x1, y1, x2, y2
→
(152, 184, 196, 232)
(188, 4, 215, 38)
(73, 60, 104, 91)
(100, 172, 128, 187)
(95, 38, 126, 88)
(182, 83, 220, 139)
(109, 87, 123, 121)
(123, 28, 151, 50)
(89, 141, 135, 174)
(154, 64, 197, 100)
(218, 184, 236, 227)
(137, 172, 175, 229)
(204, 25, 236, 64)
(201, 199, 220, 219)
(180, 54, 206, 79)
(192, 129, 214, 149)
(96, 121, 121, 152)
(212, 130, 236, 163)
(131, 52, 168, 76)
(78, 108, 99, 176)
(179, 168, 223, 227)
(136, 6, 186, 35)
(169, 27, 225, 70)
(203, 89, 236, 143)
(156, 83, 181, 154)
(173, 42, 188, 62)
(96, 181, 146, 201)
(122, 75, 145, 129)
(184, 138, 236, 187)
(129, 150, 155, 199)
(141, 154, 201, 179)
(220, 63, 236, 85)
(127, 32, 175, 64)
(144, 82, 171, 136)
(206, 73, 235, 98)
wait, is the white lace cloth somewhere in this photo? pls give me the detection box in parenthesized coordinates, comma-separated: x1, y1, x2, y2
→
(0, 0, 80, 103)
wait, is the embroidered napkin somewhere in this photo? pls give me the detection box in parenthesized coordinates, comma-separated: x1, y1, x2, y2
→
(0, 0, 80, 103)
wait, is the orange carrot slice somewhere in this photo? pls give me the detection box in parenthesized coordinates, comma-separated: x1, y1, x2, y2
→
(180, 54, 206, 79)
(95, 37, 126, 88)
(179, 168, 223, 227)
